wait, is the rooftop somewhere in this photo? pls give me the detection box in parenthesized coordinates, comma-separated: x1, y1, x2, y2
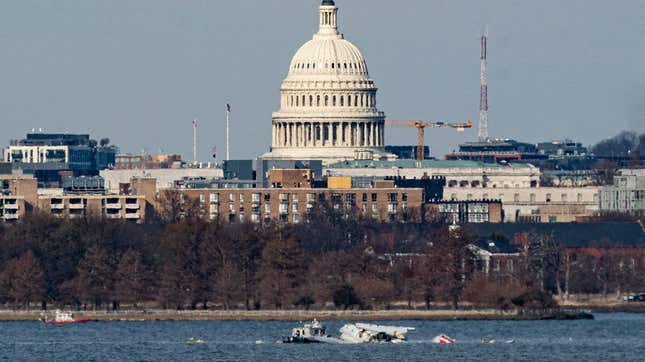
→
(472, 222, 645, 248)
(327, 159, 536, 169)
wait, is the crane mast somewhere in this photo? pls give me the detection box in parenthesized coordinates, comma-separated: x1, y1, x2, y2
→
(385, 120, 473, 160)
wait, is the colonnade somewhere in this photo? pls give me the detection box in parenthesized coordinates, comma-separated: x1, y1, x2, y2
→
(272, 121, 383, 148)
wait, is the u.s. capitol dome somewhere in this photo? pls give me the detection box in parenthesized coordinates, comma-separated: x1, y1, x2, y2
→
(262, 0, 395, 164)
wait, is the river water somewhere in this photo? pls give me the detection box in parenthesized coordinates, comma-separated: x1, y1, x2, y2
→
(1, 313, 644, 361)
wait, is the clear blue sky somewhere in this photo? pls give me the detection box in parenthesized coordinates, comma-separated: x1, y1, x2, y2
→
(1, 0, 644, 160)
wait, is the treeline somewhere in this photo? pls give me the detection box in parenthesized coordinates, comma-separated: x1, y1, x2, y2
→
(591, 130, 645, 159)
(0, 206, 643, 311)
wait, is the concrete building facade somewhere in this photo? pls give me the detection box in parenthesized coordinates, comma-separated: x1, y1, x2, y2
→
(100, 167, 223, 194)
(326, 160, 540, 189)
(445, 186, 600, 222)
(599, 168, 645, 215)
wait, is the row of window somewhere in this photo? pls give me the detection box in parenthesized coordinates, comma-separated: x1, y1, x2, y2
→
(449, 193, 594, 203)
(447, 180, 538, 188)
(292, 61, 367, 73)
(202, 192, 406, 204)
(285, 93, 375, 108)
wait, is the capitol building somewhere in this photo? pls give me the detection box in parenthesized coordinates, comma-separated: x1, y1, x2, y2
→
(262, 0, 396, 164)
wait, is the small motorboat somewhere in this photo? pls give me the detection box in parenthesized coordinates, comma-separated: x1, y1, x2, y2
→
(41, 310, 92, 325)
(282, 319, 343, 343)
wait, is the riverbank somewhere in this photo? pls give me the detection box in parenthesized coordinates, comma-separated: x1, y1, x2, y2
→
(0, 309, 599, 322)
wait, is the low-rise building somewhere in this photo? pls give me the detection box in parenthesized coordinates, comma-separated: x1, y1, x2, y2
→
(3, 132, 117, 187)
(326, 160, 540, 189)
(36, 195, 146, 221)
(599, 169, 645, 215)
(157, 187, 425, 224)
(433, 199, 503, 223)
(100, 166, 223, 193)
(445, 187, 600, 222)
(114, 154, 182, 169)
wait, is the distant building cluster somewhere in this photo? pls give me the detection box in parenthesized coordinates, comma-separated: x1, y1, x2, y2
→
(1, 1, 643, 226)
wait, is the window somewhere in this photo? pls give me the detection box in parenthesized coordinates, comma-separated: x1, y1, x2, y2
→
(199, 194, 205, 204)
(333, 96, 336, 106)
(210, 193, 219, 203)
(388, 193, 397, 202)
(229, 193, 235, 202)
(324, 95, 329, 106)
(561, 194, 567, 202)
(252, 193, 261, 203)
(316, 95, 321, 107)
(546, 193, 552, 202)
(239, 194, 245, 203)
(346, 193, 356, 206)
(577, 193, 583, 202)
(264, 193, 271, 202)
(530, 193, 536, 202)
(514, 193, 520, 202)
(371, 193, 377, 202)
(362, 193, 367, 202)
(402, 193, 408, 202)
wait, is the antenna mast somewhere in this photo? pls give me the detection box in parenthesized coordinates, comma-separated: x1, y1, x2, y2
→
(192, 118, 198, 163)
(478, 29, 489, 141)
(226, 103, 231, 161)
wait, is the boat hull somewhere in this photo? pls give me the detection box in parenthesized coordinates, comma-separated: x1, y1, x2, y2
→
(44, 318, 93, 325)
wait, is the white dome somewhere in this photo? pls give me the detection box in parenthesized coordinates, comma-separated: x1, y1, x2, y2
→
(288, 37, 369, 79)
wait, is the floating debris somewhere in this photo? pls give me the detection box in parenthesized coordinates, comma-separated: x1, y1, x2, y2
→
(432, 334, 456, 344)
(186, 338, 205, 345)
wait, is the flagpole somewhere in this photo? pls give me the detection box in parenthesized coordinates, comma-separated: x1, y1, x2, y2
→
(193, 118, 197, 164)
(226, 106, 230, 161)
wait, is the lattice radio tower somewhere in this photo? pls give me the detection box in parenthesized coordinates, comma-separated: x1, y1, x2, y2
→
(478, 29, 489, 141)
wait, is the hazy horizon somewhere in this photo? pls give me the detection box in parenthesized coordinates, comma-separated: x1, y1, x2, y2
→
(1, 0, 644, 161)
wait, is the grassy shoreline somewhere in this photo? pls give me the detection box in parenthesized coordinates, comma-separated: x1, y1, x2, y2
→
(0, 308, 608, 322)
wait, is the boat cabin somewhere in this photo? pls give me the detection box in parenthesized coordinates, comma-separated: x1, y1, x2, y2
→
(291, 319, 326, 338)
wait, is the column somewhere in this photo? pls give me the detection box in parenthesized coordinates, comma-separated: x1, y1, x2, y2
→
(299, 122, 304, 147)
(326, 123, 331, 147)
(288, 123, 292, 147)
(271, 125, 275, 146)
(333, 122, 338, 146)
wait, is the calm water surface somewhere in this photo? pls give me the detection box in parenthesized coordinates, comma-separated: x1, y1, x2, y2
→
(1, 313, 644, 361)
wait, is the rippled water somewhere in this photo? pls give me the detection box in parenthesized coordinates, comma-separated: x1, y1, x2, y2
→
(1, 313, 644, 361)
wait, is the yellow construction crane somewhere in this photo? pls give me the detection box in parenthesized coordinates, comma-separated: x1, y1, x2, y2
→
(385, 120, 473, 160)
